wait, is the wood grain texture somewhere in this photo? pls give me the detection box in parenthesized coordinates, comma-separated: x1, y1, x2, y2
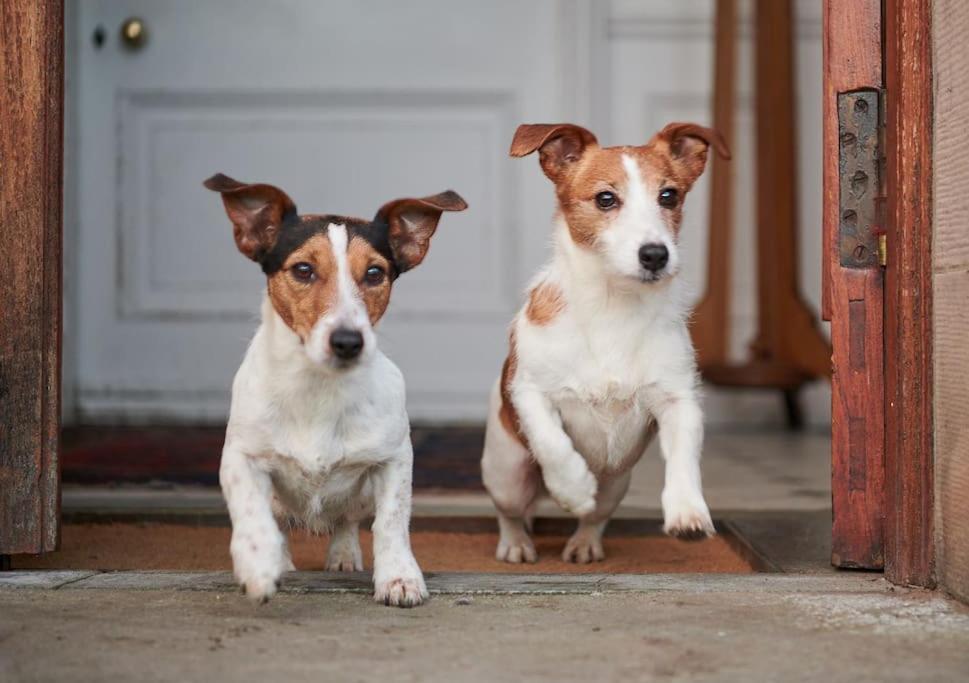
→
(823, 0, 885, 568)
(0, 0, 63, 554)
(932, 0, 969, 604)
(830, 270, 885, 568)
(884, 0, 934, 587)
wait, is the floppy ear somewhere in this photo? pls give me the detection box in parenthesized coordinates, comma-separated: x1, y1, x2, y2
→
(376, 191, 468, 273)
(203, 173, 297, 262)
(650, 122, 731, 187)
(509, 123, 599, 182)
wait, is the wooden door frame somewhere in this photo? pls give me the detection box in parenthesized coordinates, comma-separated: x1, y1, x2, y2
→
(824, 0, 935, 586)
(0, 0, 64, 557)
(883, 0, 934, 587)
(0, 0, 938, 586)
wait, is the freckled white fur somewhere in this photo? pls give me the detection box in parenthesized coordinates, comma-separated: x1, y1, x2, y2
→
(221, 223, 426, 606)
(481, 158, 713, 564)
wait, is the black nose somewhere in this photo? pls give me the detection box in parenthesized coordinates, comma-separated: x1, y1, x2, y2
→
(330, 328, 364, 360)
(638, 243, 669, 272)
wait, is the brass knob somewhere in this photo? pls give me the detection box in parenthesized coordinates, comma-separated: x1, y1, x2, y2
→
(119, 17, 147, 50)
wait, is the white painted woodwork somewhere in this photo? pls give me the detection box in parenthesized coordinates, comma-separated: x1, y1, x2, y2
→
(68, 0, 827, 426)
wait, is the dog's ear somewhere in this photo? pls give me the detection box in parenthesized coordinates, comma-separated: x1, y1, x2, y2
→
(376, 191, 468, 273)
(510, 123, 598, 182)
(649, 123, 731, 187)
(203, 173, 297, 262)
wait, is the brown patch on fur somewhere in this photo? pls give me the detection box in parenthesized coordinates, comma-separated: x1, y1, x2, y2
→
(525, 281, 566, 326)
(498, 330, 527, 447)
(346, 236, 393, 324)
(266, 233, 338, 341)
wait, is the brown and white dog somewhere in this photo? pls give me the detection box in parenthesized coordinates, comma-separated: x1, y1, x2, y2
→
(205, 174, 466, 605)
(481, 122, 730, 563)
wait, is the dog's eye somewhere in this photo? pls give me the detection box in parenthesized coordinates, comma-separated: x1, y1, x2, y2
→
(363, 265, 386, 286)
(658, 187, 679, 208)
(291, 262, 316, 282)
(595, 191, 618, 210)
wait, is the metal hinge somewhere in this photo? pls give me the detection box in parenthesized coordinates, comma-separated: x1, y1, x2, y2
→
(838, 89, 887, 268)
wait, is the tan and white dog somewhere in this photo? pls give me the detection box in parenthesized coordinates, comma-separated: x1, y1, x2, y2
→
(481, 122, 730, 563)
(205, 174, 466, 605)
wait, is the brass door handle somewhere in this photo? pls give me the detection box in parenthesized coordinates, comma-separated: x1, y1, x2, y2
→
(120, 17, 147, 50)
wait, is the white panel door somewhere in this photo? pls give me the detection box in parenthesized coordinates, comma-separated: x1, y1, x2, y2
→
(70, 0, 605, 422)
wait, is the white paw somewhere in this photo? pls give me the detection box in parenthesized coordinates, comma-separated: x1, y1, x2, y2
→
(662, 489, 715, 540)
(230, 531, 287, 603)
(496, 535, 538, 564)
(374, 574, 428, 608)
(325, 541, 363, 572)
(543, 461, 598, 517)
(562, 531, 605, 563)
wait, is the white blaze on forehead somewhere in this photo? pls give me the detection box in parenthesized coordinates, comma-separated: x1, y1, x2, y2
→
(327, 224, 368, 326)
(621, 153, 651, 215)
(620, 153, 669, 245)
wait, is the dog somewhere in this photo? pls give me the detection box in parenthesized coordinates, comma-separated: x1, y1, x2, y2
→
(205, 173, 467, 605)
(481, 122, 730, 563)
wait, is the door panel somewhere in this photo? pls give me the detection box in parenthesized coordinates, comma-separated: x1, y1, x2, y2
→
(73, 0, 578, 422)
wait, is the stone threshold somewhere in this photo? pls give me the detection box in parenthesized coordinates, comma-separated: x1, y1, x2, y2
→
(0, 569, 892, 595)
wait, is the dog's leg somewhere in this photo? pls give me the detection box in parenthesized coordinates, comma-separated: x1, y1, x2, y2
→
(370, 444, 427, 607)
(220, 444, 290, 602)
(325, 519, 363, 572)
(514, 385, 597, 517)
(656, 398, 715, 539)
(482, 383, 541, 563)
(562, 471, 631, 563)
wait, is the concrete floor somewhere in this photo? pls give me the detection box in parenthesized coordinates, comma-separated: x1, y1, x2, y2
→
(5, 430, 969, 681)
(2, 575, 968, 682)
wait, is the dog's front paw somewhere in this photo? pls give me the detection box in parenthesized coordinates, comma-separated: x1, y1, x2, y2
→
(543, 461, 598, 517)
(374, 573, 428, 608)
(662, 490, 715, 540)
(230, 532, 287, 603)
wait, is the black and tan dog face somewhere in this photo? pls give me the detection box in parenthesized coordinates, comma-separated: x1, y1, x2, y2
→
(204, 174, 467, 368)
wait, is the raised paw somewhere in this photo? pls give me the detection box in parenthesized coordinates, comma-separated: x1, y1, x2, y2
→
(496, 536, 538, 564)
(662, 491, 715, 540)
(374, 575, 428, 608)
(561, 531, 605, 563)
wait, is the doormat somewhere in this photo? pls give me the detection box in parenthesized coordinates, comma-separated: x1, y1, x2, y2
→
(11, 518, 760, 574)
(61, 426, 485, 491)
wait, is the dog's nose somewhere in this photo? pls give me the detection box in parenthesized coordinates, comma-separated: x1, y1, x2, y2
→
(330, 328, 364, 360)
(638, 243, 669, 272)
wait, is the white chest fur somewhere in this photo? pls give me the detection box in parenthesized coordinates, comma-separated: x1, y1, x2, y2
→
(514, 246, 699, 476)
(225, 300, 409, 527)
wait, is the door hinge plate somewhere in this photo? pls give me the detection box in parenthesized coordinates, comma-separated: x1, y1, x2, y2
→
(838, 90, 885, 268)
